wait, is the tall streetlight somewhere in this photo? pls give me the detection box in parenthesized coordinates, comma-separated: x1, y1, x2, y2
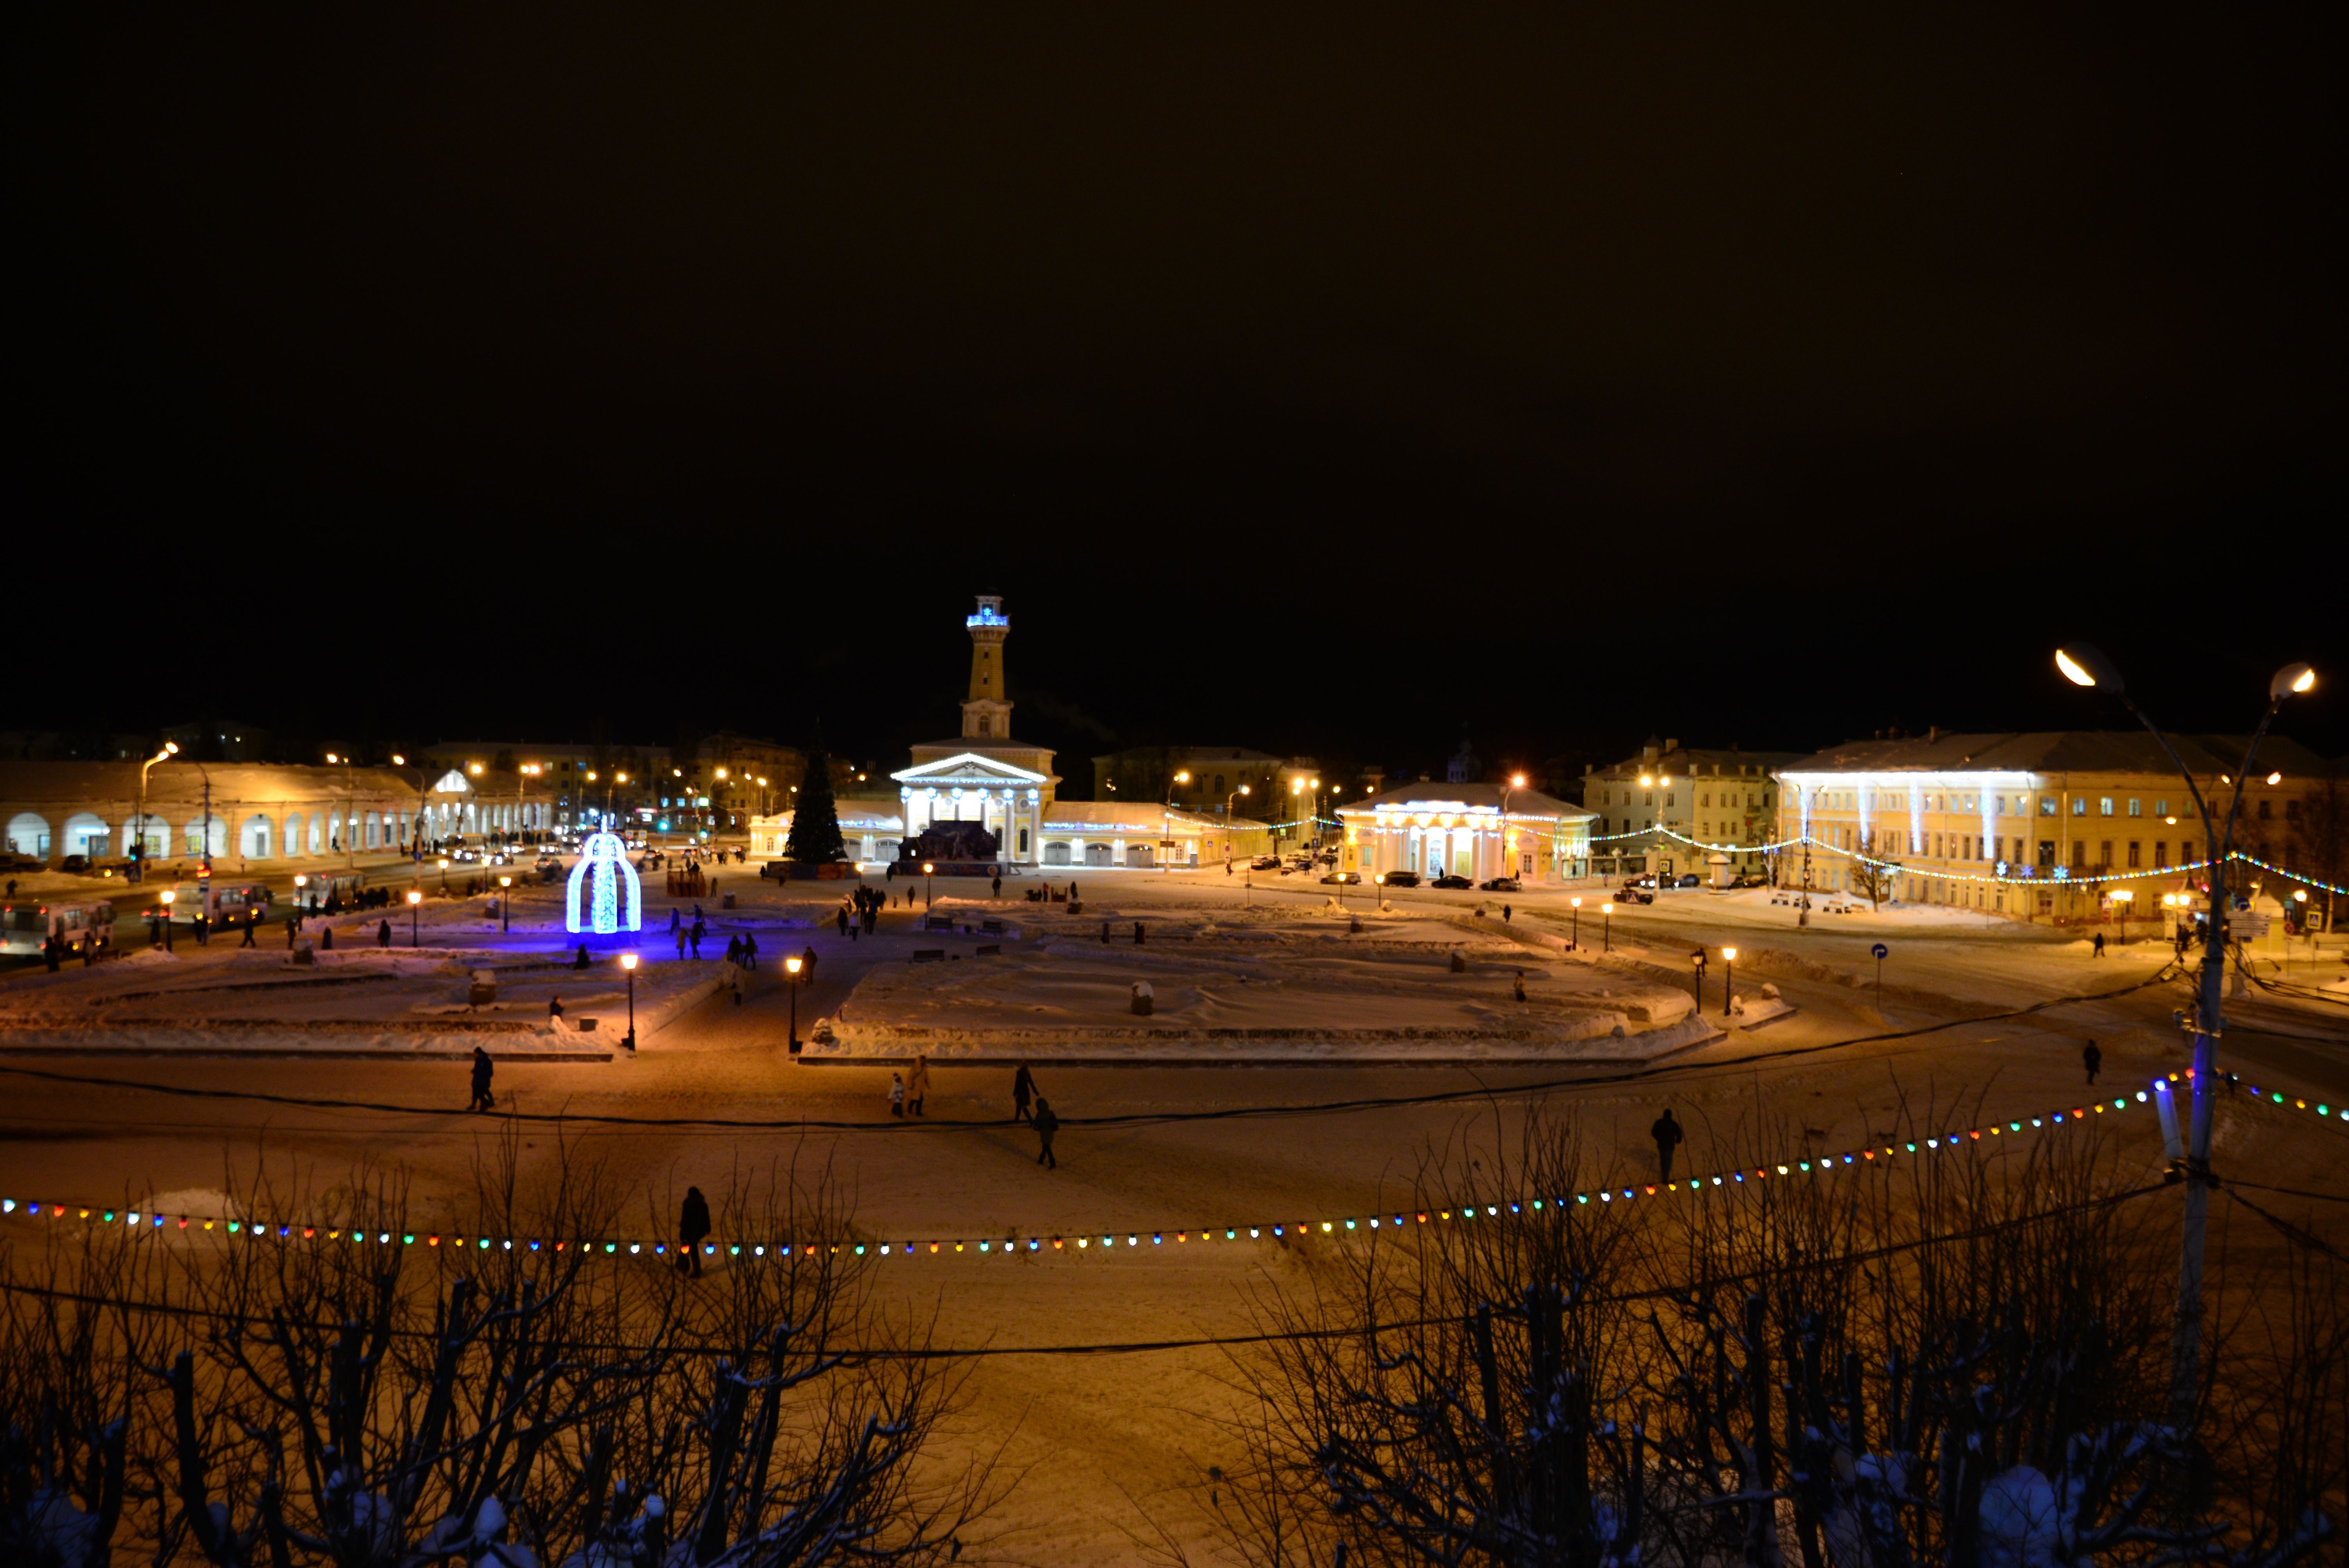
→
(406, 887, 423, 946)
(785, 952, 805, 1051)
(2054, 642, 2317, 1425)
(2109, 888, 2133, 946)
(159, 889, 174, 951)
(1498, 772, 1527, 883)
(922, 861, 935, 909)
(1165, 769, 1191, 806)
(132, 741, 178, 884)
(1721, 946, 1737, 1016)
(620, 952, 639, 1051)
(1569, 894, 1583, 950)
(1600, 901, 1613, 953)
(515, 763, 542, 846)
(498, 874, 512, 934)
(326, 752, 358, 868)
(438, 856, 451, 893)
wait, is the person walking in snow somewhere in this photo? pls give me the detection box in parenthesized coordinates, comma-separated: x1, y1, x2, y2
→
(907, 1055, 930, 1116)
(239, 912, 257, 948)
(1012, 1062, 1035, 1123)
(888, 1072, 906, 1117)
(991, 873, 1001, 900)
(2083, 1040, 2101, 1085)
(799, 945, 818, 982)
(469, 1047, 495, 1113)
(1651, 1108, 1684, 1183)
(679, 1185, 711, 1277)
(1032, 1096, 1059, 1169)
(743, 931, 758, 969)
(2092, 931, 2106, 958)
(689, 923, 703, 960)
(377, 918, 391, 949)
(836, 906, 850, 938)
(1503, 903, 1513, 924)
(670, 907, 681, 935)
(675, 924, 687, 960)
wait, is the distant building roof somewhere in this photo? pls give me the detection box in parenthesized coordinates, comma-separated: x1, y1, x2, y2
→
(1777, 732, 2333, 777)
(1339, 782, 1592, 820)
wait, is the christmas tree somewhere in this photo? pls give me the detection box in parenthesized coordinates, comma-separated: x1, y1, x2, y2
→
(783, 726, 847, 863)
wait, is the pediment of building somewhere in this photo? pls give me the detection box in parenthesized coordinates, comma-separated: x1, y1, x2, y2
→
(891, 752, 1052, 787)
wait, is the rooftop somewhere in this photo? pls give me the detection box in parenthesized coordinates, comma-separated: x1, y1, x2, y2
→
(1779, 731, 2333, 777)
(1340, 781, 1592, 819)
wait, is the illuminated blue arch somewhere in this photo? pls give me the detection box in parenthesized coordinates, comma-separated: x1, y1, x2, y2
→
(566, 827, 642, 935)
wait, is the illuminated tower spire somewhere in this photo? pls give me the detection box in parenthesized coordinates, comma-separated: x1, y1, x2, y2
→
(961, 593, 1012, 741)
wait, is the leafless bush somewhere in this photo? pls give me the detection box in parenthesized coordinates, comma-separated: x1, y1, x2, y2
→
(0, 1132, 999, 1566)
(1207, 1097, 2340, 1568)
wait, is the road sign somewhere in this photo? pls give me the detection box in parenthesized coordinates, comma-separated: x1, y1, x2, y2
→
(2233, 913, 2271, 940)
(1871, 943, 1888, 960)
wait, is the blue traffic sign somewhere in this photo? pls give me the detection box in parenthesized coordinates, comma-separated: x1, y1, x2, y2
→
(1871, 943, 1889, 960)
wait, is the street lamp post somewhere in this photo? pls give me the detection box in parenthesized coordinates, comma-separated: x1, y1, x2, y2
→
(438, 856, 450, 893)
(133, 741, 178, 884)
(2110, 888, 2133, 946)
(923, 861, 934, 909)
(1690, 949, 1707, 1012)
(2055, 642, 2317, 1425)
(498, 874, 512, 934)
(620, 952, 638, 1051)
(407, 887, 422, 946)
(1601, 901, 1613, 953)
(159, 889, 174, 951)
(1499, 773, 1526, 884)
(1722, 945, 1737, 1017)
(785, 952, 805, 1051)
(1569, 894, 1583, 950)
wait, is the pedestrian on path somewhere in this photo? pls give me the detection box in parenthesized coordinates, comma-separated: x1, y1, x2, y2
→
(1514, 970, 1527, 1003)
(2083, 1040, 2101, 1085)
(743, 932, 759, 969)
(675, 925, 687, 960)
(2092, 931, 2106, 958)
(43, 934, 61, 972)
(689, 924, 703, 960)
(575, 943, 591, 969)
(1032, 1096, 1059, 1169)
(800, 945, 818, 982)
(469, 1046, 495, 1113)
(836, 907, 850, 938)
(377, 919, 391, 949)
(889, 1073, 906, 1117)
(319, 924, 332, 951)
(679, 1185, 710, 1278)
(1134, 921, 1146, 945)
(726, 934, 743, 965)
(1651, 1107, 1684, 1183)
(286, 916, 299, 949)
(907, 1055, 930, 1116)
(241, 912, 258, 948)
(991, 873, 1002, 900)
(1012, 1062, 1035, 1123)
(1503, 903, 1513, 924)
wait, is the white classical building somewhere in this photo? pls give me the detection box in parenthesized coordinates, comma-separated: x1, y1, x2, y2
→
(1338, 782, 1597, 885)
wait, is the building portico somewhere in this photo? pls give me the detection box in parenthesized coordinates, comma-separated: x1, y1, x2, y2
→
(892, 753, 1051, 866)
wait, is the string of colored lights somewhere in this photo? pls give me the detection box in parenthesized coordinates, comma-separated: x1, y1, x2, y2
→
(4, 1081, 2256, 1266)
(1583, 821, 2335, 896)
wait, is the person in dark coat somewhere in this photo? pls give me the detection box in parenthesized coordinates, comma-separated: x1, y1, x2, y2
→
(574, 943, 591, 969)
(1651, 1108, 1685, 1183)
(43, 934, 61, 972)
(743, 932, 759, 969)
(377, 919, 391, 949)
(1032, 1096, 1059, 1169)
(2092, 931, 2106, 957)
(679, 1185, 711, 1277)
(469, 1046, 495, 1113)
(836, 907, 850, 938)
(1012, 1062, 1035, 1123)
(799, 945, 818, 981)
(286, 916, 299, 949)
(1134, 921, 1145, 945)
(319, 923, 333, 951)
(240, 911, 258, 948)
(2083, 1040, 2102, 1085)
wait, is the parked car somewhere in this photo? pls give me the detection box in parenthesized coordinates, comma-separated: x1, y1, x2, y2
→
(1613, 886, 1654, 905)
(1248, 855, 1282, 870)
(1480, 876, 1522, 892)
(59, 854, 91, 875)
(1675, 872, 1701, 888)
(1431, 874, 1475, 889)
(1320, 870, 1362, 885)
(1378, 871, 1421, 888)
(1730, 873, 1769, 889)
(1623, 874, 1657, 890)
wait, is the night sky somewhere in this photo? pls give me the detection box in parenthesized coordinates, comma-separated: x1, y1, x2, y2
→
(12, 9, 2344, 779)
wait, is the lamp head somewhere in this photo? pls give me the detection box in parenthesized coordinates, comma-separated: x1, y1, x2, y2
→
(499, 875, 511, 887)
(469, 762, 483, 775)
(922, 862, 934, 873)
(1601, 902, 1614, 914)
(1570, 895, 1583, 907)
(2054, 643, 2122, 691)
(1722, 946, 1737, 960)
(406, 889, 422, 905)
(1510, 773, 1526, 788)
(2266, 771, 2283, 786)
(326, 752, 339, 764)
(785, 955, 802, 975)
(160, 890, 174, 904)
(2272, 662, 2317, 700)
(163, 741, 178, 755)
(621, 953, 638, 971)
(392, 754, 405, 765)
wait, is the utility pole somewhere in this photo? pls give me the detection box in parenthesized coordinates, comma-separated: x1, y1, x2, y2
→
(2057, 644, 2316, 1426)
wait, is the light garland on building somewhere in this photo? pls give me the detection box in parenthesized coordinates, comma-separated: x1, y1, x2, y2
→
(14, 1081, 2313, 1265)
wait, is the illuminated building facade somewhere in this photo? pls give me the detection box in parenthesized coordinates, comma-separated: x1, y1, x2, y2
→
(1578, 739, 1800, 882)
(1338, 782, 1595, 885)
(1772, 731, 2331, 923)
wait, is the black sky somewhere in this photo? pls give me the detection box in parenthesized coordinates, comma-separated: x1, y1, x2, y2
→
(11, 7, 2344, 776)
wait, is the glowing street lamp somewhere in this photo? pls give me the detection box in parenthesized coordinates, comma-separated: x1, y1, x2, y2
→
(406, 887, 423, 945)
(785, 952, 805, 1052)
(922, 861, 935, 908)
(159, 888, 174, 951)
(1600, 901, 1613, 952)
(1721, 946, 1737, 1016)
(1569, 894, 1583, 950)
(498, 874, 512, 934)
(438, 856, 450, 892)
(132, 740, 178, 884)
(620, 952, 639, 1051)
(2109, 888, 2133, 946)
(2053, 641, 2317, 1424)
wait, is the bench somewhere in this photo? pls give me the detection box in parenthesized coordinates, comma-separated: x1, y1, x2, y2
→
(975, 943, 1000, 957)
(912, 949, 946, 964)
(980, 918, 1007, 936)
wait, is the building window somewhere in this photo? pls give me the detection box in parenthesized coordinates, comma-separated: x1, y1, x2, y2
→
(2041, 797, 2057, 816)
(2099, 841, 2112, 867)
(2257, 799, 2271, 820)
(2072, 841, 2088, 869)
(2127, 799, 2141, 817)
(2127, 841, 2141, 867)
(2154, 841, 2168, 867)
(2099, 798, 2114, 816)
(2073, 797, 2088, 816)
